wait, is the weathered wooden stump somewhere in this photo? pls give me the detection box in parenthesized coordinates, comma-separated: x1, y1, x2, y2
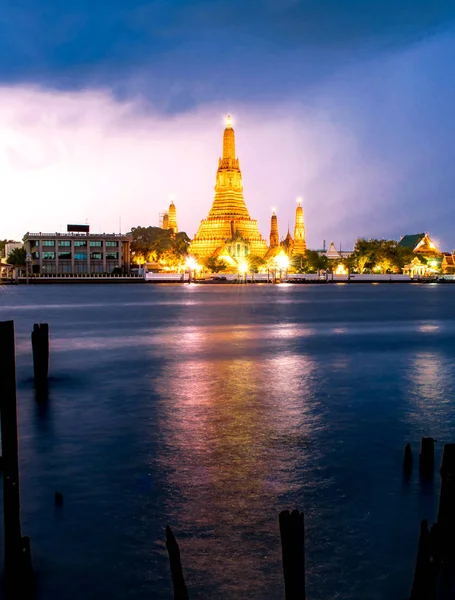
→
(0, 320, 34, 597)
(166, 526, 189, 600)
(419, 437, 434, 478)
(409, 520, 437, 600)
(404, 442, 413, 474)
(279, 509, 306, 600)
(436, 444, 455, 598)
(31, 323, 49, 396)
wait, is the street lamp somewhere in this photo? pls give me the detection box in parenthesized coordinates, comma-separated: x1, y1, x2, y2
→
(238, 260, 248, 284)
(25, 252, 32, 285)
(185, 256, 198, 283)
(276, 254, 289, 282)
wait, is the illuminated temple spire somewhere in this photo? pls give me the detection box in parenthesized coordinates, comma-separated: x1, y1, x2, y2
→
(270, 210, 279, 248)
(223, 115, 235, 159)
(293, 197, 306, 255)
(168, 199, 178, 234)
(189, 117, 267, 258)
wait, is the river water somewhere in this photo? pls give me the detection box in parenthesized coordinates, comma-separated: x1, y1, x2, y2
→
(0, 283, 454, 599)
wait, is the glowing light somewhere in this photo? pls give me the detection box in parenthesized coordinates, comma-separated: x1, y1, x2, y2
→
(429, 242, 435, 249)
(185, 257, 198, 270)
(276, 254, 289, 270)
(271, 206, 276, 214)
(296, 196, 303, 205)
(238, 261, 248, 274)
(226, 114, 233, 128)
(335, 263, 348, 275)
(430, 260, 438, 267)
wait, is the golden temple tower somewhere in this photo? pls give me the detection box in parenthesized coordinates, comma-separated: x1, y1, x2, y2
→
(162, 212, 169, 230)
(292, 198, 306, 255)
(168, 200, 178, 234)
(270, 211, 279, 248)
(189, 116, 268, 259)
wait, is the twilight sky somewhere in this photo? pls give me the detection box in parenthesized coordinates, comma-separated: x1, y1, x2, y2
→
(2, 1, 455, 249)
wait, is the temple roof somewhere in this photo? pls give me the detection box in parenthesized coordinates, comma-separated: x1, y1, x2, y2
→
(398, 234, 425, 249)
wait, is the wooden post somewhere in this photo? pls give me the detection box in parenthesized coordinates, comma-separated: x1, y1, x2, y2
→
(436, 443, 455, 599)
(420, 437, 434, 478)
(166, 526, 189, 600)
(409, 520, 437, 600)
(279, 509, 306, 600)
(0, 320, 34, 596)
(404, 442, 413, 474)
(437, 444, 455, 534)
(31, 323, 49, 395)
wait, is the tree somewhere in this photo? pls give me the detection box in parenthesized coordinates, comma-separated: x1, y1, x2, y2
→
(291, 253, 308, 274)
(306, 250, 328, 273)
(204, 257, 228, 273)
(0, 239, 14, 258)
(7, 247, 26, 266)
(130, 226, 190, 265)
(349, 238, 410, 273)
(247, 255, 266, 273)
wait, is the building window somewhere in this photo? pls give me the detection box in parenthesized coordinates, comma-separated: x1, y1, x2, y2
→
(244, 246, 249, 256)
(228, 245, 231, 254)
(58, 240, 71, 247)
(74, 262, 88, 273)
(237, 244, 240, 255)
(42, 252, 55, 259)
(90, 241, 102, 247)
(106, 261, 119, 273)
(42, 263, 56, 273)
(58, 251, 71, 259)
(106, 252, 118, 260)
(30, 240, 39, 247)
(91, 263, 104, 273)
(74, 253, 88, 260)
(32, 251, 40, 259)
(42, 240, 55, 247)
(90, 252, 103, 260)
(59, 261, 72, 273)
(74, 240, 87, 247)
(106, 241, 118, 247)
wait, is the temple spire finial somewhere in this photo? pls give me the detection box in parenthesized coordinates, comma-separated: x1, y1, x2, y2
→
(222, 115, 236, 159)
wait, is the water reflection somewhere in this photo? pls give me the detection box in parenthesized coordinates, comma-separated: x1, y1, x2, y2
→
(152, 323, 322, 598)
(406, 351, 448, 424)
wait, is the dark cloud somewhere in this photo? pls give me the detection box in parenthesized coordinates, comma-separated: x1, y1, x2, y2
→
(1, 0, 455, 100)
(2, 1, 455, 247)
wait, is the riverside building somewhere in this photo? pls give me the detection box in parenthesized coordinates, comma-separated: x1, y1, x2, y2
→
(23, 225, 132, 274)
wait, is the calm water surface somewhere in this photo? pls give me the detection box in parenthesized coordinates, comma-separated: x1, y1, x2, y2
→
(0, 283, 454, 599)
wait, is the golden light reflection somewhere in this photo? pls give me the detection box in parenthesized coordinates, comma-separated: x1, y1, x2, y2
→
(418, 323, 439, 333)
(151, 322, 323, 593)
(405, 351, 450, 427)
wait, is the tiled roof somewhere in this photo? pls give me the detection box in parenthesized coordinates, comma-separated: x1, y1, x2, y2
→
(398, 234, 425, 249)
